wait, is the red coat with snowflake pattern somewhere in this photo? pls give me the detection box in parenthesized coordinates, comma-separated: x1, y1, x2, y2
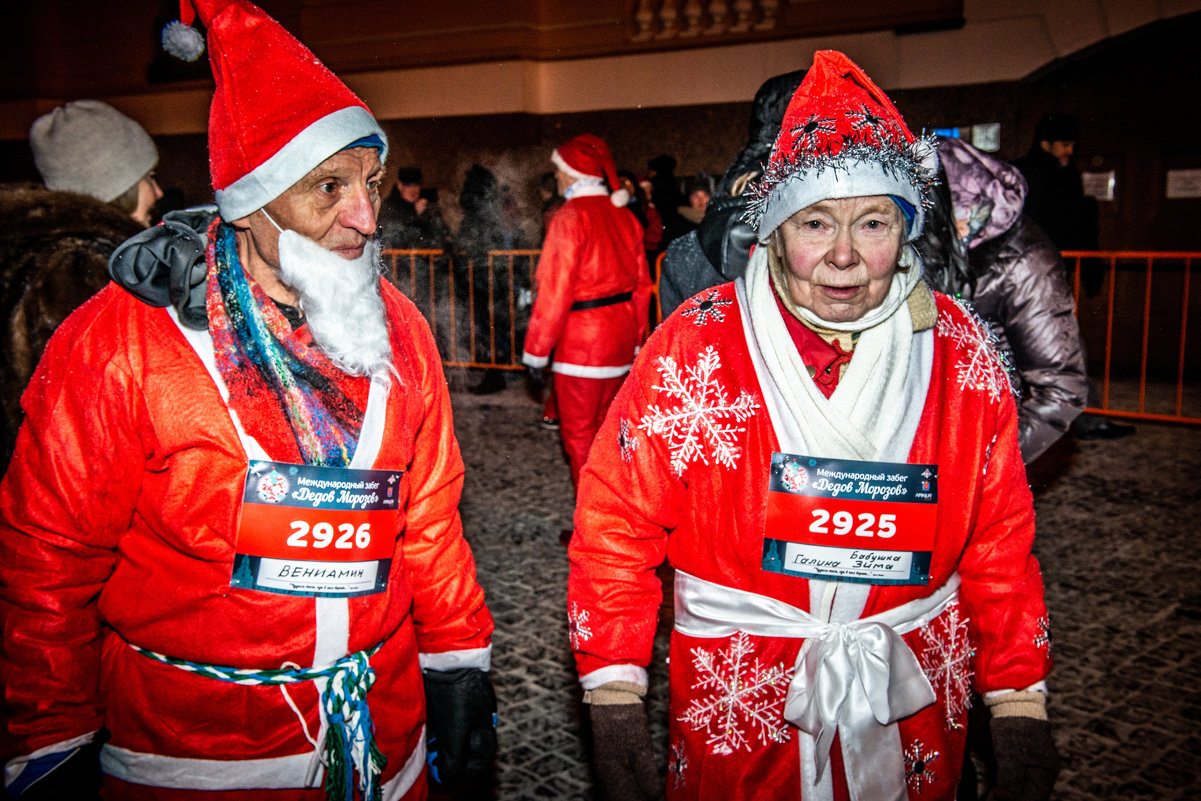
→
(0, 280, 492, 799)
(567, 283, 1052, 801)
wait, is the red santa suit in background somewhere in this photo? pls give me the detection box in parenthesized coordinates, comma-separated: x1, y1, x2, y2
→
(0, 2, 493, 798)
(522, 134, 652, 487)
(568, 51, 1058, 801)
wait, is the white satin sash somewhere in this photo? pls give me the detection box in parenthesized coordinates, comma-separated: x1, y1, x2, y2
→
(674, 569, 960, 801)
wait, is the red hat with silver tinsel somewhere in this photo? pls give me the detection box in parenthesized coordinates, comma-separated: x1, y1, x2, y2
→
(552, 134, 630, 206)
(161, 0, 387, 221)
(747, 50, 938, 242)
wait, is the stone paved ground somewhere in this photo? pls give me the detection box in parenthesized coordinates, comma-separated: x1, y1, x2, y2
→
(449, 381, 1201, 800)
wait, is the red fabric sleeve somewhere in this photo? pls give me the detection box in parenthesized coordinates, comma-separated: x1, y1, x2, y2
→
(567, 351, 680, 680)
(0, 290, 141, 756)
(947, 310, 1053, 693)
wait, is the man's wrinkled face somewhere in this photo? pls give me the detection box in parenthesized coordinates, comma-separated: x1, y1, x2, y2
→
(774, 195, 904, 323)
(243, 146, 384, 270)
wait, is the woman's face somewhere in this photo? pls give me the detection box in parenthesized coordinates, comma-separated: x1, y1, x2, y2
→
(775, 195, 904, 323)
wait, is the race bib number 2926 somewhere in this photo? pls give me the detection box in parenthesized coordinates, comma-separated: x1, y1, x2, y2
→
(231, 460, 403, 598)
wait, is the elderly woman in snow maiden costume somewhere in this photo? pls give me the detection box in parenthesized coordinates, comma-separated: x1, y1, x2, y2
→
(567, 51, 1059, 801)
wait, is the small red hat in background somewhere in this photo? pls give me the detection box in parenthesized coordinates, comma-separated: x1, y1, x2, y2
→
(163, 0, 388, 221)
(747, 50, 938, 243)
(551, 134, 630, 207)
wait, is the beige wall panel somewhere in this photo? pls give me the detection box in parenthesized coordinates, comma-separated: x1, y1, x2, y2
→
(897, 17, 1057, 86)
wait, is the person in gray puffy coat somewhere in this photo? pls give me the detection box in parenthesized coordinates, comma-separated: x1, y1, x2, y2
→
(919, 136, 1086, 462)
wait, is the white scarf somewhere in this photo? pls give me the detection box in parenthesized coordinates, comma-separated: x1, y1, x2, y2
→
(736, 247, 935, 800)
(737, 245, 933, 466)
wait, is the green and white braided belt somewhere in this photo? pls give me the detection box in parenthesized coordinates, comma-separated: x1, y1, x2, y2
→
(131, 642, 387, 801)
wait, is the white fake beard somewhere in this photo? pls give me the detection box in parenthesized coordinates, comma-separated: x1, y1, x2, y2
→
(276, 229, 394, 378)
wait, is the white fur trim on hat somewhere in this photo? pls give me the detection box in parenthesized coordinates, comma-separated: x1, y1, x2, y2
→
(553, 149, 629, 206)
(755, 159, 929, 244)
(552, 148, 592, 182)
(214, 106, 388, 221)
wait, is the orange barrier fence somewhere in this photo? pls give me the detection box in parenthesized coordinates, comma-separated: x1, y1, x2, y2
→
(384, 248, 1201, 426)
(1063, 251, 1201, 425)
(382, 249, 539, 369)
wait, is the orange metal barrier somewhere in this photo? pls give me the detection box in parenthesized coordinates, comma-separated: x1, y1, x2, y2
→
(382, 249, 539, 369)
(1063, 251, 1201, 425)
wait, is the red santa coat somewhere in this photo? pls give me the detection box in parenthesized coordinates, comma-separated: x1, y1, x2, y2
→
(522, 191, 651, 377)
(0, 279, 493, 799)
(568, 283, 1052, 800)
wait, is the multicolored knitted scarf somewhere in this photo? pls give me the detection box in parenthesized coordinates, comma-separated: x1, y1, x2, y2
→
(206, 219, 365, 467)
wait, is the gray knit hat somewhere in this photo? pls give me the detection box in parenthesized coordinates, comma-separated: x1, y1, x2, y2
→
(30, 100, 159, 203)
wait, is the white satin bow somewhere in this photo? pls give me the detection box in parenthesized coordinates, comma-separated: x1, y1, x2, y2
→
(674, 570, 961, 801)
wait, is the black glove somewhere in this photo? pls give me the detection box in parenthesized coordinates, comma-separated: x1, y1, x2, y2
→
(589, 703, 662, 801)
(422, 667, 498, 793)
(989, 716, 1060, 801)
(108, 205, 217, 330)
(13, 731, 106, 800)
(525, 366, 546, 395)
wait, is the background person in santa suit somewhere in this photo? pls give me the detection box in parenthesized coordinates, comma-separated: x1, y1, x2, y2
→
(0, 2, 494, 799)
(521, 134, 652, 514)
(568, 51, 1059, 801)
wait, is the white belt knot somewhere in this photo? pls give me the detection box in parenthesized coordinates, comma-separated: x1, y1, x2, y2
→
(674, 570, 961, 801)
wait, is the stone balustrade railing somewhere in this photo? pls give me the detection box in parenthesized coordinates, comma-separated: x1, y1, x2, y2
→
(631, 0, 782, 42)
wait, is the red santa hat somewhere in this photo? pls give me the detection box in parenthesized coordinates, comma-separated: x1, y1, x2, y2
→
(551, 134, 630, 206)
(162, 0, 388, 221)
(747, 50, 938, 243)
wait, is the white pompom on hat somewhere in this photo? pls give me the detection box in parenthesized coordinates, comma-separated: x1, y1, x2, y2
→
(551, 134, 630, 206)
(30, 100, 158, 204)
(166, 0, 388, 221)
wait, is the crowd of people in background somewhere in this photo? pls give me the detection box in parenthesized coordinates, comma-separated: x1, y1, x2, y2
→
(0, 84, 1121, 483)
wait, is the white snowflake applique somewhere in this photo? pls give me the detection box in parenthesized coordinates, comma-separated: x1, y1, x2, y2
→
(681, 288, 733, 326)
(638, 346, 759, 476)
(618, 418, 639, 464)
(1034, 616, 1052, 652)
(677, 630, 794, 755)
(568, 602, 593, 650)
(937, 300, 1016, 404)
(904, 739, 941, 793)
(668, 740, 689, 789)
(919, 601, 975, 731)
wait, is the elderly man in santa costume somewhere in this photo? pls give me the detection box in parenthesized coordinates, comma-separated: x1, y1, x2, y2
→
(568, 51, 1059, 801)
(0, 2, 494, 799)
(522, 134, 652, 507)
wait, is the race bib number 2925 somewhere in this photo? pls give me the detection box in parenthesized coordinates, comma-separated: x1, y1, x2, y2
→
(761, 453, 938, 586)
